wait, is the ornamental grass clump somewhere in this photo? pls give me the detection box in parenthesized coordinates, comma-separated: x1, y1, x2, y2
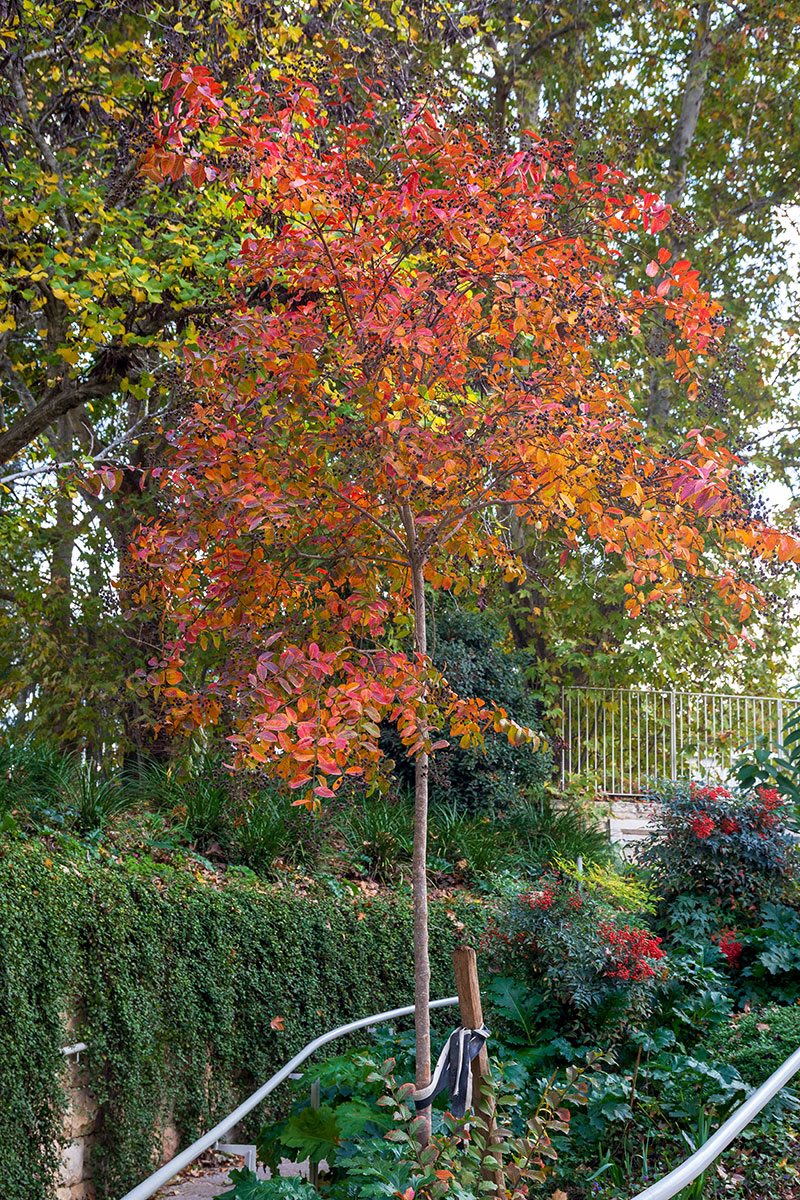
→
(640, 780, 797, 911)
(483, 871, 665, 1034)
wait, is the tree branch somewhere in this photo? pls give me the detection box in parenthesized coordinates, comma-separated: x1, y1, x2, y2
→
(0, 376, 117, 465)
(9, 66, 73, 233)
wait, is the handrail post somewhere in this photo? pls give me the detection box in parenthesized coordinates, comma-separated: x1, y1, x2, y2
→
(308, 1078, 321, 1189)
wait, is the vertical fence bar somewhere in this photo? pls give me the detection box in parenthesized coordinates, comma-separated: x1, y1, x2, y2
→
(628, 690, 633, 794)
(636, 692, 642, 794)
(576, 688, 581, 775)
(669, 690, 677, 781)
(778, 698, 785, 749)
(560, 686, 565, 788)
(662, 693, 667, 781)
(645, 692, 650, 784)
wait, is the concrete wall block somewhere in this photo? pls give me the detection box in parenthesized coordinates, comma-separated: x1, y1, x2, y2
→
(65, 1086, 99, 1140)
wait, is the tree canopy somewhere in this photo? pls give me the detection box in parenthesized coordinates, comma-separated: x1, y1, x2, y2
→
(2, 1, 799, 755)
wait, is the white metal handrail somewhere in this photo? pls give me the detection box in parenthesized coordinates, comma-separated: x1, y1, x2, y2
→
(119, 996, 458, 1200)
(88, 1001, 797, 1200)
(629, 1042, 800, 1199)
(61, 1042, 88, 1058)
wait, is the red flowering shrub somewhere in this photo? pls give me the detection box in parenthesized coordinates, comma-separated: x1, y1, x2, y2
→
(598, 923, 665, 981)
(483, 873, 665, 1033)
(690, 813, 715, 839)
(717, 928, 743, 968)
(641, 780, 797, 911)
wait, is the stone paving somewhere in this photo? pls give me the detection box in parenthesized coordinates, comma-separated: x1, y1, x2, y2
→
(154, 1154, 307, 1200)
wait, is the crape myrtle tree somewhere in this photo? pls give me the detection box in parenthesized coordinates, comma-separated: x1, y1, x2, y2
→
(130, 70, 800, 1134)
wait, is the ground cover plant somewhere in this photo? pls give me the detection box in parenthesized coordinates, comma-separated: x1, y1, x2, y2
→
(3, 738, 800, 1198)
(209, 800, 800, 1200)
(0, 837, 490, 1200)
(0, 734, 606, 887)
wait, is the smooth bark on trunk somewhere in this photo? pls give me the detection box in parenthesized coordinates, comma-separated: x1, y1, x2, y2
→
(407, 507, 432, 1145)
(647, 2, 715, 429)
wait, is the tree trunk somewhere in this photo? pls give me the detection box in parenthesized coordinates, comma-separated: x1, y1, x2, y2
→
(406, 508, 432, 1144)
(647, 1, 715, 429)
(560, 0, 589, 133)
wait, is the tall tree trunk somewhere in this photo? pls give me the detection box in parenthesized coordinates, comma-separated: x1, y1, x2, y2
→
(560, 0, 589, 133)
(109, 465, 175, 772)
(405, 506, 432, 1144)
(647, 1, 715, 429)
(49, 414, 78, 749)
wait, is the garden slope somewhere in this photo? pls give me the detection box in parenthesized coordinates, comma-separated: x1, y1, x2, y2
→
(0, 842, 484, 1200)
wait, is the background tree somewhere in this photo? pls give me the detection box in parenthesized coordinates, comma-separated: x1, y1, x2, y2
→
(426, 1, 800, 686)
(2, 1, 799, 753)
(382, 603, 553, 816)
(0, 0, 434, 754)
(131, 74, 798, 1128)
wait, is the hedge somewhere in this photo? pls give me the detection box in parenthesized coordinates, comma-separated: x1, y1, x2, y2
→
(0, 842, 485, 1200)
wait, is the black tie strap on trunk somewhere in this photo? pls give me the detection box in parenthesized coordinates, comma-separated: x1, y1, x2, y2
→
(414, 1024, 491, 1117)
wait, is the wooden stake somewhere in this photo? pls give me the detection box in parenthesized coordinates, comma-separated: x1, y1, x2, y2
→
(452, 945, 504, 1190)
(453, 945, 491, 1096)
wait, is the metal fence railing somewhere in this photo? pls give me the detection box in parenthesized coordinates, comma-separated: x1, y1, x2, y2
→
(561, 687, 787, 795)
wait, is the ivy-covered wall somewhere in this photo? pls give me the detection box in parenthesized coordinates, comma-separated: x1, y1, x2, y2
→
(0, 844, 484, 1200)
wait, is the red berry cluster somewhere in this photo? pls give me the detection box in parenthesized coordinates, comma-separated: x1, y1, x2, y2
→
(754, 785, 785, 831)
(599, 922, 665, 981)
(718, 928, 743, 967)
(690, 783, 733, 802)
(520, 885, 555, 911)
(689, 812, 715, 839)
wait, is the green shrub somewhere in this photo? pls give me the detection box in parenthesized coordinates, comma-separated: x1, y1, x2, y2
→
(0, 842, 485, 1200)
(705, 1004, 800, 1086)
(501, 797, 610, 868)
(382, 606, 552, 816)
(0, 736, 73, 828)
(640, 779, 797, 910)
(232, 792, 291, 874)
(482, 870, 665, 1037)
(339, 797, 413, 881)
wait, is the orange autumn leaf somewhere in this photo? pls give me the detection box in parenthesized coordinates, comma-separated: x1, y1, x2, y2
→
(131, 75, 797, 795)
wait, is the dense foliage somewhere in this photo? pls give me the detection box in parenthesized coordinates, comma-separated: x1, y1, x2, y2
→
(221, 1040, 600, 1200)
(482, 868, 664, 1037)
(706, 1004, 800, 1088)
(0, 736, 607, 886)
(3, 3, 800, 755)
(383, 607, 552, 816)
(0, 841, 482, 1200)
(640, 779, 798, 910)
